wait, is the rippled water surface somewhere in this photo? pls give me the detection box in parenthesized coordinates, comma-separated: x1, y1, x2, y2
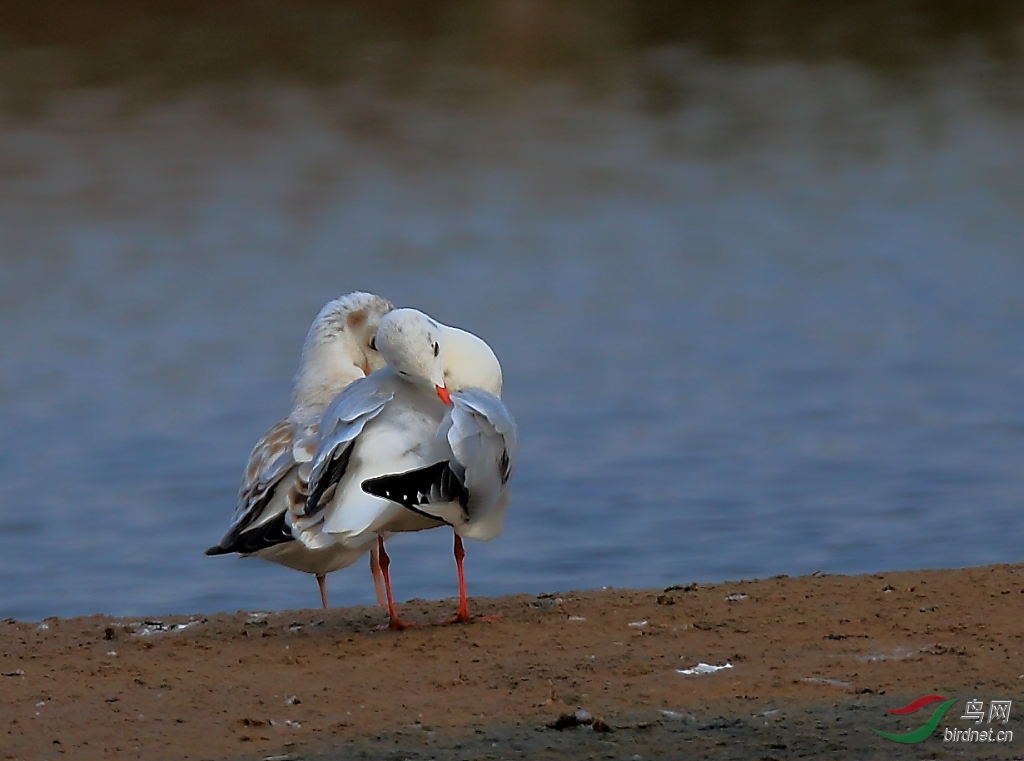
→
(2, 7, 1024, 620)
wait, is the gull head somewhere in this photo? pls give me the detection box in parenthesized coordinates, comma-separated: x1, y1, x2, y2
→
(375, 308, 449, 402)
(376, 308, 503, 401)
(293, 291, 394, 411)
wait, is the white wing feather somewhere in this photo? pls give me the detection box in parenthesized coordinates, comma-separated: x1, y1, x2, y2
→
(289, 375, 394, 548)
(447, 388, 518, 539)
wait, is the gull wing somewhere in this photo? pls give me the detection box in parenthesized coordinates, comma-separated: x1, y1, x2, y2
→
(206, 418, 319, 556)
(360, 387, 517, 540)
(286, 376, 394, 546)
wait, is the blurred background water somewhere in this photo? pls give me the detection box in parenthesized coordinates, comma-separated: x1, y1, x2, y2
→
(1, 1, 1023, 621)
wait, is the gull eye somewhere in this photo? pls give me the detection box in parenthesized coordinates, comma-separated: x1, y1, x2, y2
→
(369, 336, 377, 351)
(433, 342, 439, 357)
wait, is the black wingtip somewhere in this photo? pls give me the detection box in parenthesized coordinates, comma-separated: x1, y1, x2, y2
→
(361, 461, 469, 519)
(205, 512, 295, 557)
(379, 493, 450, 525)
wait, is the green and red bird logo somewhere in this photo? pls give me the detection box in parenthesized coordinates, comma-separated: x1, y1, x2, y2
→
(870, 695, 957, 743)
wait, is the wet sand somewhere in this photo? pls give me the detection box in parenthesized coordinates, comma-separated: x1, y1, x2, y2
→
(3, 563, 1022, 760)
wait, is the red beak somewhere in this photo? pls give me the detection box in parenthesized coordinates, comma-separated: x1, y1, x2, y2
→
(435, 385, 452, 405)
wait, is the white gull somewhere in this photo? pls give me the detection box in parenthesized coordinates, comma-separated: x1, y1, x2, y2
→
(205, 292, 393, 609)
(289, 308, 518, 627)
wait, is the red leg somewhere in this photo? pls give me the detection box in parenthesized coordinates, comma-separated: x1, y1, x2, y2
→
(369, 546, 386, 608)
(450, 533, 472, 623)
(316, 573, 328, 609)
(442, 532, 501, 625)
(377, 536, 410, 630)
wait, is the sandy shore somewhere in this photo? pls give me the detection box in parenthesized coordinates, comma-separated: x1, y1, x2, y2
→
(3, 563, 1023, 760)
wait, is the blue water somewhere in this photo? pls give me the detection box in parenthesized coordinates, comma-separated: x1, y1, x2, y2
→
(1, 55, 1023, 621)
